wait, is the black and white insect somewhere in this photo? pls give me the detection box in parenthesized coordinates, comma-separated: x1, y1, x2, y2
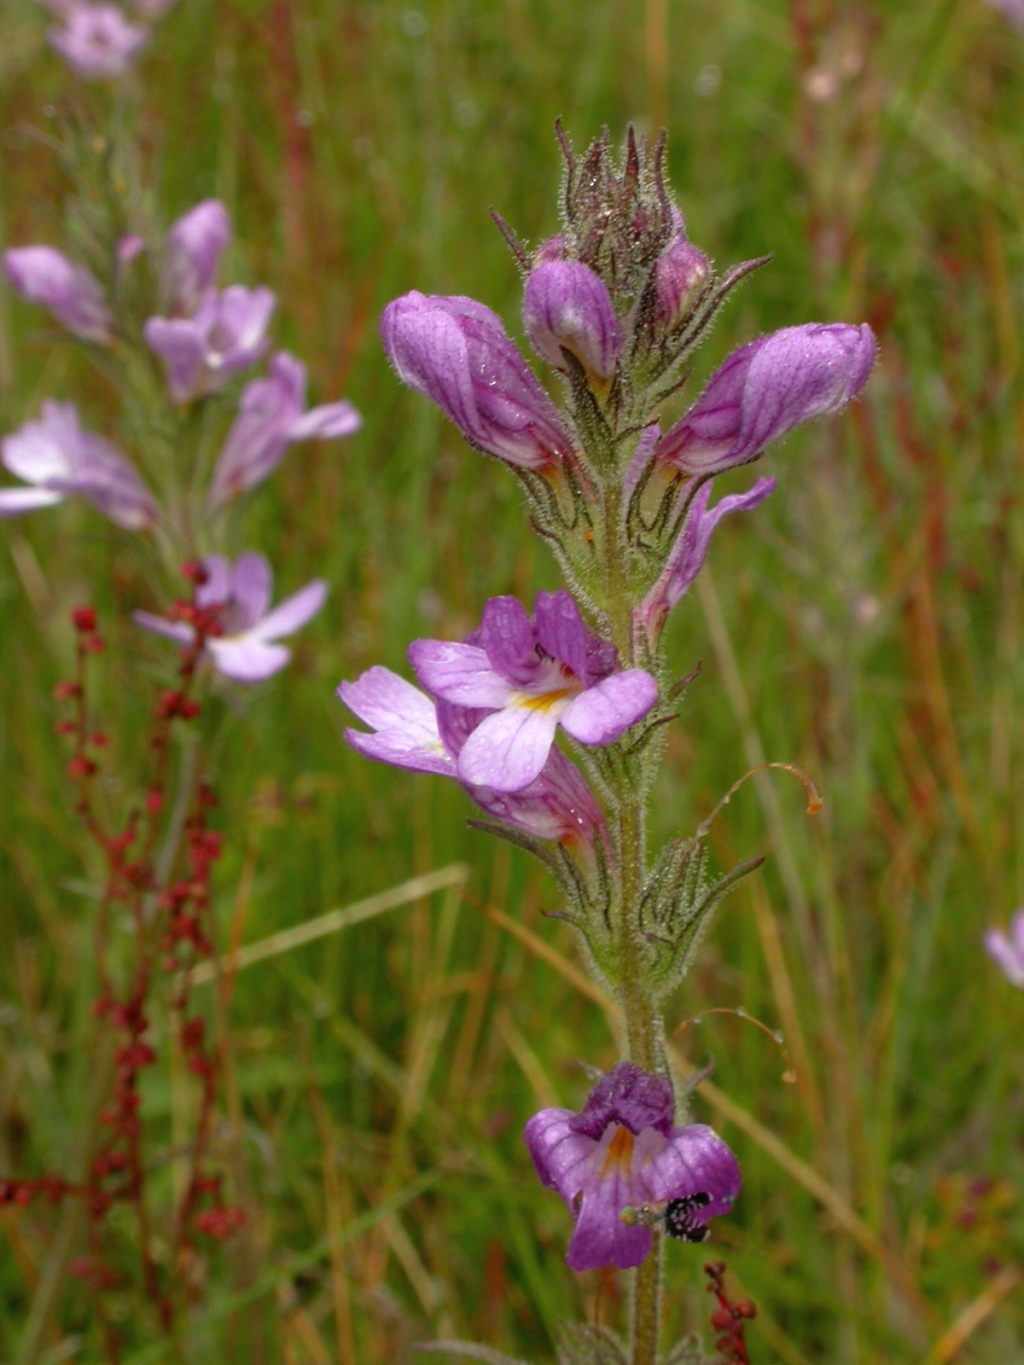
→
(664, 1191, 711, 1243)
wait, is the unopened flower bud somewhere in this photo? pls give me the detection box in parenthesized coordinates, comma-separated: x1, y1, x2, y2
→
(381, 292, 575, 472)
(533, 234, 566, 265)
(653, 233, 710, 333)
(4, 247, 113, 343)
(523, 260, 623, 380)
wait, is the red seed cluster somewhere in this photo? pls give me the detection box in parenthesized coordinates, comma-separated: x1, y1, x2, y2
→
(8, 593, 244, 1332)
(705, 1261, 756, 1364)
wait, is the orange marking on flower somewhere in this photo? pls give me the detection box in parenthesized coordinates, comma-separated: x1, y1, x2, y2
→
(601, 1125, 635, 1176)
(517, 687, 577, 713)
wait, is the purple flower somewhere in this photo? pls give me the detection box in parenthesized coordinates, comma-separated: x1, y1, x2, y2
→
(652, 229, 710, 333)
(164, 201, 231, 315)
(48, 3, 148, 79)
(3, 246, 112, 343)
(984, 911, 1024, 988)
(655, 323, 876, 476)
(207, 352, 361, 509)
(381, 292, 576, 472)
(144, 286, 275, 402)
(135, 553, 326, 683)
(523, 261, 623, 380)
(638, 476, 776, 643)
(525, 1062, 741, 1272)
(117, 234, 145, 266)
(339, 665, 607, 850)
(408, 591, 658, 793)
(989, 0, 1024, 27)
(0, 401, 156, 529)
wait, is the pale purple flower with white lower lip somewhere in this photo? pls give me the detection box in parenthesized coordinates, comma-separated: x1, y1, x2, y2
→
(164, 201, 231, 315)
(3, 246, 112, 343)
(408, 591, 658, 794)
(381, 292, 576, 472)
(144, 286, 275, 401)
(0, 401, 156, 528)
(48, 3, 148, 79)
(654, 323, 876, 476)
(135, 553, 326, 683)
(207, 352, 361, 509)
(638, 476, 776, 645)
(338, 666, 608, 851)
(984, 911, 1024, 988)
(525, 1062, 741, 1271)
(523, 260, 623, 380)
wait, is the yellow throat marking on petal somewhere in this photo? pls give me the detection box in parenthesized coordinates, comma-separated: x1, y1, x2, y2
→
(601, 1125, 635, 1176)
(514, 687, 576, 713)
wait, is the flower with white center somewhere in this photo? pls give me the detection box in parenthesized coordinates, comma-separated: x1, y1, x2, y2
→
(207, 353, 361, 509)
(0, 401, 156, 528)
(135, 553, 326, 683)
(408, 590, 658, 793)
(144, 286, 276, 402)
(339, 665, 607, 850)
(48, 3, 148, 79)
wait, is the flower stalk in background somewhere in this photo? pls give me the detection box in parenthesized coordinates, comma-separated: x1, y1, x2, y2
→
(344, 124, 873, 1365)
(0, 37, 359, 1351)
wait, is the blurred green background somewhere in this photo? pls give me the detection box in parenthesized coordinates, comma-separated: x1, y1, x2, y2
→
(2, 0, 1024, 1360)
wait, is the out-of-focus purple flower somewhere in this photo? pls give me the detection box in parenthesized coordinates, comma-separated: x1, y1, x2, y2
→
(652, 229, 710, 333)
(339, 665, 607, 849)
(144, 286, 275, 402)
(117, 234, 145, 266)
(135, 552, 326, 682)
(523, 260, 622, 380)
(164, 201, 231, 315)
(48, 3, 148, 79)
(655, 323, 876, 476)
(989, 0, 1024, 28)
(381, 292, 576, 472)
(0, 401, 156, 528)
(408, 591, 657, 793)
(638, 476, 776, 643)
(207, 352, 361, 509)
(3, 246, 112, 343)
(984, 911, 1024, 987)
(525, 1062, 741, 1272)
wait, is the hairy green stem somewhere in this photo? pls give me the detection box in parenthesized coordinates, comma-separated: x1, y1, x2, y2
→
(602, 478, 662, 1364)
